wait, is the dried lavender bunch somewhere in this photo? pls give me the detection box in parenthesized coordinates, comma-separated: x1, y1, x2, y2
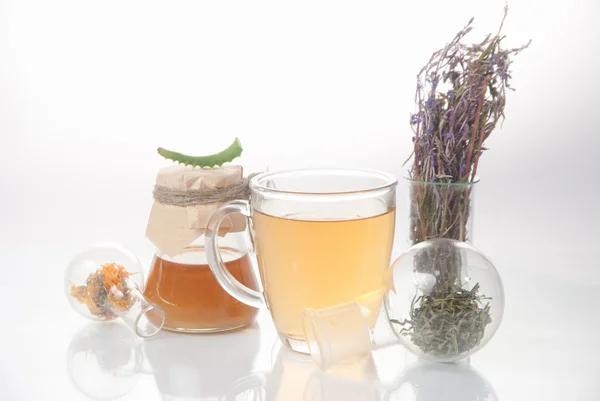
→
(407, 6, 529, 245)
(408, 6, 530, 185)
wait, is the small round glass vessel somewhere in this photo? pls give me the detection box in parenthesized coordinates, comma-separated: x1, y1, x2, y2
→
(386, 239, 504, 362)
(64, 243, 165, 338)
(144, 233, 259, 333)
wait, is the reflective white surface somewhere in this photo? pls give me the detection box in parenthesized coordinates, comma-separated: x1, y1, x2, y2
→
(1, 245, 599, 400)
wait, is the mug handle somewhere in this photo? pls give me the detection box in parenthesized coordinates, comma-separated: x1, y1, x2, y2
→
(205, 200, 266, 308)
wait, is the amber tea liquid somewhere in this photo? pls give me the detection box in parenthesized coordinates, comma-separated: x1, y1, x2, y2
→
(253, 209, 395, 341)
(144, 247, 259, 332)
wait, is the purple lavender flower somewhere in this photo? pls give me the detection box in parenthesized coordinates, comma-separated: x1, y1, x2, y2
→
(424, 97, 439, 110)
(409, 7, 529, 187)
(410, 113, 422, 125)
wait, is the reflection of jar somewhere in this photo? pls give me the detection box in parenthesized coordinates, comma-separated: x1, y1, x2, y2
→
(143, 326, 261, 400)
(144, 165, 259, 333)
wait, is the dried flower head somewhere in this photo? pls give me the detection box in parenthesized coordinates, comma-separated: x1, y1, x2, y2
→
(70, 263, 135, 319)
(407, 5, 530, 183)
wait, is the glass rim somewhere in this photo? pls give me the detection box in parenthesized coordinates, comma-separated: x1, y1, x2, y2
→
(403, 175, 480, 186)
(250, 168, 398, 196)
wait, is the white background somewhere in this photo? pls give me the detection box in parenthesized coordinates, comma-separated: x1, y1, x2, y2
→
(1, 1, 599, 400)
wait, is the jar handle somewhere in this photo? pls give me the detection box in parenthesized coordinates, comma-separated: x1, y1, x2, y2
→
(205, 200, 266, 308)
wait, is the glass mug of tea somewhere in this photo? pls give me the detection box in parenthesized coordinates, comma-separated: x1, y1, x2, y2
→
(205, 169, 397, 353)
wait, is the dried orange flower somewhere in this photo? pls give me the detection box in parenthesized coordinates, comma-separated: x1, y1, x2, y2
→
(70, 263, 136, 319)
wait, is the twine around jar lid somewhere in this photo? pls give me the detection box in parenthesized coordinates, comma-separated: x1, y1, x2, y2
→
(152, 172, 258, 207)
(146, 165, 256, 257)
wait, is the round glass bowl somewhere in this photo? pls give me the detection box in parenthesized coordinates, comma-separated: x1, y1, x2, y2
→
(64, 243, 165, 337)
(385, 239, 504, 362)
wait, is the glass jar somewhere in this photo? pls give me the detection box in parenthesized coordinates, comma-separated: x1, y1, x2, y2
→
(144, 164, 260, 333)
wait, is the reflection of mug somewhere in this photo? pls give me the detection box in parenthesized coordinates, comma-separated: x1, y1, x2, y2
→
(305, 370, 381, 401)
(219, 346, 318, 401)
(206, 169, 397, 353)
(219, 346, 382, 401)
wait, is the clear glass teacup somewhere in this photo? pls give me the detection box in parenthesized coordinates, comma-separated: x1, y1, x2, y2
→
(205, 168, 397, 353)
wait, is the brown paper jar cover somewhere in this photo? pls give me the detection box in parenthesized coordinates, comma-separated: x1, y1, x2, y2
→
(145, 165, 247, 257)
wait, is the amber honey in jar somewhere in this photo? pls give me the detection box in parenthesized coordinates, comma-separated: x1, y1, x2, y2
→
(145, 164, 259, 333)
(144, 244, 259, 332)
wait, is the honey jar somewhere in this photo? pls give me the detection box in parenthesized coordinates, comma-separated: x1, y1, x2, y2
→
(144, 165, 259, 333)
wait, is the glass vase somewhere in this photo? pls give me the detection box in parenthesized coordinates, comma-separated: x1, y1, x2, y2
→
(405, 177, 479, 246)
(402, 178, 480, 315)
